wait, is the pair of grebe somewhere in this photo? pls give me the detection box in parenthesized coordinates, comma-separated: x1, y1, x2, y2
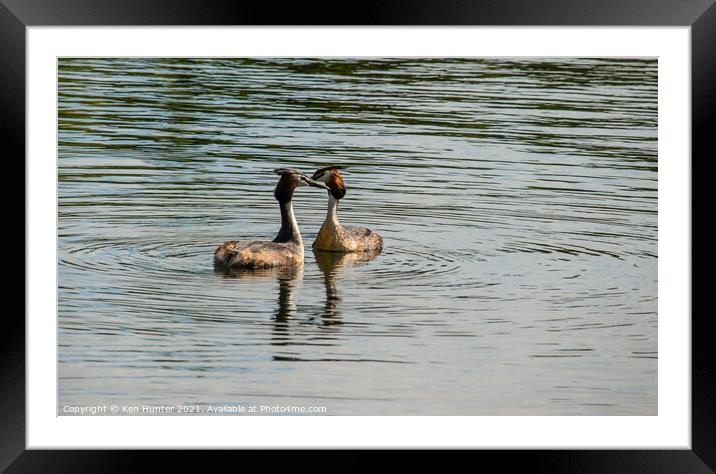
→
(214, 166, 383, 269)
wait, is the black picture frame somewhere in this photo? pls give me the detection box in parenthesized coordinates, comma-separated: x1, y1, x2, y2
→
(4, 0, 711, 471)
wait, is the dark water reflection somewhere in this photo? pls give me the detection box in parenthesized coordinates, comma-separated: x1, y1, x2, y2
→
(58, 58, 657, 415)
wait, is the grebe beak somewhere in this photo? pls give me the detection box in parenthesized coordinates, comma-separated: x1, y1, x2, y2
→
(302, 175, 330, 190)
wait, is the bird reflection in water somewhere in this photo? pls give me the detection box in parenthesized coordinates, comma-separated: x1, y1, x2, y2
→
(214, 265, 302, 322)
(214, 265, 303, 352)
(312, 248, 381, 325)
(213, 249, 380, 356)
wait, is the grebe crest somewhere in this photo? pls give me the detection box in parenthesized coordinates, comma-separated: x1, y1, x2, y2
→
(311, 165, 346, 200)
(214, 169, 329, 269)
(310, 166, 383, 253)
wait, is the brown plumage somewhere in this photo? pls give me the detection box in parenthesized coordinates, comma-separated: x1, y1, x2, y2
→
(310, 166, 383, 253)
(214, 169, 329, 270)
(326, 170, 346, 200)
(214, 240, 304, 269)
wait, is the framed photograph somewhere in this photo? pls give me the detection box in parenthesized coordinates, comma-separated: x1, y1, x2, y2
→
(6, 0, 710, 470)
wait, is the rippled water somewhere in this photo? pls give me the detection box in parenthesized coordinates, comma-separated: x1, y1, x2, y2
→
(58, 58, 657, 415)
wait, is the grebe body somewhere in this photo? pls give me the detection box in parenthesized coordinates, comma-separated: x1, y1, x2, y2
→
(214, 239, 304, 269)
(310, 166, 383, 253)
(214, 169, 328, 269)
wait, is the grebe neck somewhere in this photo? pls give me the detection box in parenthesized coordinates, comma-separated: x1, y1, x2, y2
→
(273, 200, 302, 245)
(326, 194, 342, 229)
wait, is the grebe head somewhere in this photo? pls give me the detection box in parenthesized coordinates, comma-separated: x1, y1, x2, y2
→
(273, 168, 329, 203)
(311, 166, 346, 200)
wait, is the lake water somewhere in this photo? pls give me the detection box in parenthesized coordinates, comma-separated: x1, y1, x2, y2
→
(58, 58, 657, 415)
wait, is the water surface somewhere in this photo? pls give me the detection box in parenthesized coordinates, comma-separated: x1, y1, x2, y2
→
(58, 58, 657, 415)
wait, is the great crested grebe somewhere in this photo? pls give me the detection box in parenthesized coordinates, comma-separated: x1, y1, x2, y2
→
(214, 169, 329, 269)
(310, 166, 383, 253)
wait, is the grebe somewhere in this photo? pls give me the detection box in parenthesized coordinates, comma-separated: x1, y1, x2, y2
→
(214, 169, 329, 269)
(310, 166, 383, 253)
